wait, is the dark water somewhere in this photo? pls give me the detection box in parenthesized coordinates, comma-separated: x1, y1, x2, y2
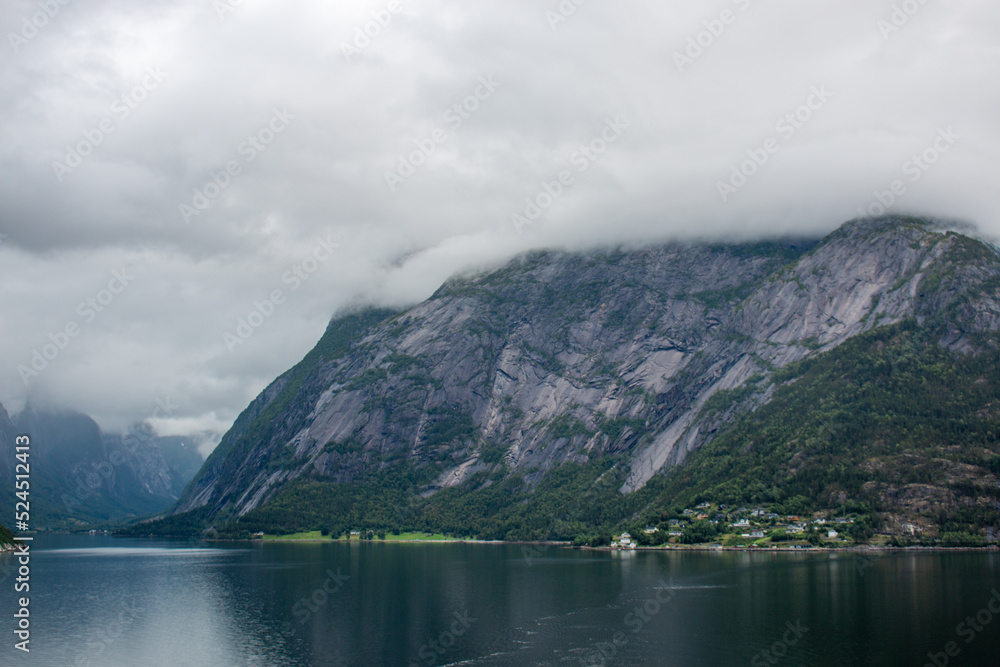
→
(1, 536, 998, 666)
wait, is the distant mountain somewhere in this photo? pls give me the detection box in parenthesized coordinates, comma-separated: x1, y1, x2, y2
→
(0, 407, 204, 529)
(135, 216, 1000, 543)
(157, 436, 205, 483)
(0, 404, 18, 534)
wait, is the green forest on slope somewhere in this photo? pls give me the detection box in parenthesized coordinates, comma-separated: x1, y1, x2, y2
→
(221, 457, 639, 542)
(121, 320, 1000, 545)
(641, 321, 1000, 538)
(180, 308, 399, 519)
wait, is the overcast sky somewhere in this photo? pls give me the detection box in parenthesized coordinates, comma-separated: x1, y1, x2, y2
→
(1, 0, 998, 453)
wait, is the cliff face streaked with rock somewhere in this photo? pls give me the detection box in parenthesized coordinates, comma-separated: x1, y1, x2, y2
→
(174, 216, 1000, 523)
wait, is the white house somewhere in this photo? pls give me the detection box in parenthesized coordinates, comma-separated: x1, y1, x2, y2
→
(615, 533, 636, 549)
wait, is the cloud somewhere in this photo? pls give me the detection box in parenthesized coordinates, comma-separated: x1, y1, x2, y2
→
(1, 0, 998, 445)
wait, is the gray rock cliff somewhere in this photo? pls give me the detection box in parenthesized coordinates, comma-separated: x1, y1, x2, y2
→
(173, 216, 1000, 521)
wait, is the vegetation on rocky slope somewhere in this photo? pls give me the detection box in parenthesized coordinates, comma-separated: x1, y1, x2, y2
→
(637, 321, 1000, 542)
(123, 217, 1000, 546)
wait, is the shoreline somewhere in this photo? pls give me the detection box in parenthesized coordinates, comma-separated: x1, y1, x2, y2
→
(589, 544, 1000, 553)
(7, 533, 998, 553)
(214, 538, 1000, 553)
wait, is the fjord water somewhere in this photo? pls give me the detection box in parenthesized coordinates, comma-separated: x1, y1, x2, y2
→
(2, 536, 998, 666)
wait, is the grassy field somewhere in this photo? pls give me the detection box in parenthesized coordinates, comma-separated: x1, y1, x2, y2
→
(381, 532, 455, 541)
(262, 530, 325, 541)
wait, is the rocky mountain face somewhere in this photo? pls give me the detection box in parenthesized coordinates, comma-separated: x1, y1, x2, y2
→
(0, 407, 204, 528)
(157, 436, 207, 483)
(172, 216, 1000, 532)
(0, 404, 18, 517)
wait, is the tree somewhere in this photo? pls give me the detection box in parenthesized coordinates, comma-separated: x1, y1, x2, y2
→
(848, 520, 873, 543)
(682, 521, 718, 544)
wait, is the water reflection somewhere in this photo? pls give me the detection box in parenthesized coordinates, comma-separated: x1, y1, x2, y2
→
(0, 536, 997, 666)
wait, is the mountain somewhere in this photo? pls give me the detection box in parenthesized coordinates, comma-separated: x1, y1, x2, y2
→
(156, 436, 206, 483)
(141, 215, 1000, 542)
(1, 407, 205, 529)
(0, 403, 19, 534)
(0, 402, 17, 479)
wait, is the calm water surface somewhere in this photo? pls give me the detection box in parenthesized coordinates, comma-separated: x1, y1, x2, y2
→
(1, 535, 998, 666)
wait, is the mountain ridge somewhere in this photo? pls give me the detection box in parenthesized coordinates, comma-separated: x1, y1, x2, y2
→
(0, 405, 205, 528)
(148, 215, 1000, 541)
